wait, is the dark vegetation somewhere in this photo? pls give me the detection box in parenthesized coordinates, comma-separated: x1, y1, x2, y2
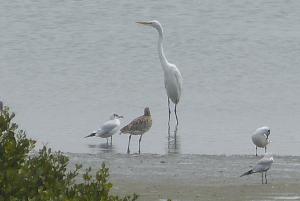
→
(0, 106, 138, 201)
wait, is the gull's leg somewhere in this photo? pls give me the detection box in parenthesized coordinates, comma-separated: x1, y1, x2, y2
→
(168, 98, 171, 124)
(256, 146, 258, 156)
(127, 135, 132, 154)
(262, 172, 264, 184)
(265, 146, 267, 153)
(175, 104, 179, 125)
(138, 135, 143, 154)
(265, 172, 267, 184)
(111, 136, 113, 145)
(106, 138, 109, 144)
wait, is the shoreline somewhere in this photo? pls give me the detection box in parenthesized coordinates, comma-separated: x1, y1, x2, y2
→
(67, 152, 300, 201)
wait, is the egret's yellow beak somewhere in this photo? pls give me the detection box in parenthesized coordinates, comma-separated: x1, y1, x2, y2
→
(136, 21, 152, 25)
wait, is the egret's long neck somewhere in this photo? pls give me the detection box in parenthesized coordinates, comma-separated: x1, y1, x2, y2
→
(157, 27, 169, 72)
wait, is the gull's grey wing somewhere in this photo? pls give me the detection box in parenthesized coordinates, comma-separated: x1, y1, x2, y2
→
(253, 158, 273, 173)
(241, 155, 273, 177)
(98, 120, 120, 134)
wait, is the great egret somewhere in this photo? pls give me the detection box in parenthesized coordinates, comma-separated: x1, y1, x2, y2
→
(251, 126, 271, 156)
(120, 107, 152, 154)
(85, 113, 123, 144)
(137, 20, 182, 125)
(240, 153, 274, 184)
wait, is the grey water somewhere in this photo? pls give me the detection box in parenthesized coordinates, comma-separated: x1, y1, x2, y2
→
(67, 153, 300, 184)
(1, 0, 300, 156)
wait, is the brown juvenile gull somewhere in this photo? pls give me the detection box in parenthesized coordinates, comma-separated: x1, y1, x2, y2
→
(120, 107, 152, 154)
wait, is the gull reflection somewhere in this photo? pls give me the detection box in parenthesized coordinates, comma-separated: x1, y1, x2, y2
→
(87, 142, 115, 154)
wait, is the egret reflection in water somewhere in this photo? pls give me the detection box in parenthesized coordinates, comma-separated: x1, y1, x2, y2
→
(167, 124, 180, 154)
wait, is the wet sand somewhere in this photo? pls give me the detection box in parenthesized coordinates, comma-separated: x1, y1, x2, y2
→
(68, 153, 300, 201)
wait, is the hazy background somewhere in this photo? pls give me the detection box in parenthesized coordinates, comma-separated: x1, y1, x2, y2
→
(1, 0, 300, 155)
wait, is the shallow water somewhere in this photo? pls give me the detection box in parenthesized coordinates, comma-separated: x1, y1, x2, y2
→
(67, 153, 300, 200)
(1, 0, 300, 155)
(68, 153, 300, 182)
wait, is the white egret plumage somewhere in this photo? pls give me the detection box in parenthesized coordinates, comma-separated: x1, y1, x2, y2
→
(137, 20, 182, 125)
(252, 126, 271, 156)
(240, 153, 274, 184)
(85, 114, 123, 144)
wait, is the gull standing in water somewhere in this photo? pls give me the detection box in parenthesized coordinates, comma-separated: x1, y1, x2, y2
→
(252, 126, 271, 156)
(240, 154, 274, 184)
(120, 107, 152, 154)
(137, 20, 182, 125)
(85, 114, 123, 144)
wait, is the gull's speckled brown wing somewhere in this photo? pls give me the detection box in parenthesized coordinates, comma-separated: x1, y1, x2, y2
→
(120, 115, 152, 135)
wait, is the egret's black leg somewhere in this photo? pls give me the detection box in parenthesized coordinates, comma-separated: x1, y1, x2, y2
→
(262, 172, 264, 184)
(265, 146, 267, 153)
(175, 104, 179, 125)
(168, 98, 171, 124)
(138, 135, 143, 154)
(127, 135, 132, 154)
(111, 136, 113, 145)
(106, 138, 109, 144)
(265, 172, 267, 184)
(256, 146, 258, 156)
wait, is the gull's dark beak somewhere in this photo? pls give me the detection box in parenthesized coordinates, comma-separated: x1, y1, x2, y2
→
(136, 21, 152, 25)
(264, 134, 269, 140)
(118, 115, 124, 119)
(84, 132, 96, 138)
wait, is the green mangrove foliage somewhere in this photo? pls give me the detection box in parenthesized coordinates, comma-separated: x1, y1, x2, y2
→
(0, 106, 138, 201)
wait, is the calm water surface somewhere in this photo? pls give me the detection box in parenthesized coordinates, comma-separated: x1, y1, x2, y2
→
(1, 0, 300, 155)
